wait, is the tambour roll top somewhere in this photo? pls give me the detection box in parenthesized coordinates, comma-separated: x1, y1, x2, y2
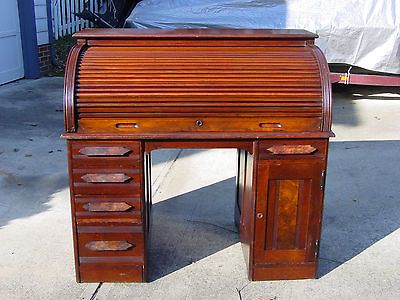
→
(64, 29, 332, 137)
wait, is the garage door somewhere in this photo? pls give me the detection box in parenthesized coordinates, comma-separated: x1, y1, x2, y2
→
(0, 0, 24, 85)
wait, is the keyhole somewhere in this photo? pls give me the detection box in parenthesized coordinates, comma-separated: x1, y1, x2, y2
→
(195, 120, 204, 127)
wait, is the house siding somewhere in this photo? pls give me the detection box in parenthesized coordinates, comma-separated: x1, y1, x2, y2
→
(34, 0, 52, 73)
(34, 0, 49, 45)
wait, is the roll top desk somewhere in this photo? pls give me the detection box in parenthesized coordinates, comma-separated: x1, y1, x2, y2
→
(62, 29, 333, 282)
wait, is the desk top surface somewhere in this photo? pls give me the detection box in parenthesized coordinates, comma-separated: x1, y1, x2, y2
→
(74, 28, 318, 40)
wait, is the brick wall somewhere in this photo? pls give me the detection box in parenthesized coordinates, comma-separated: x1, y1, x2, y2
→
(38, 44, 52, 74)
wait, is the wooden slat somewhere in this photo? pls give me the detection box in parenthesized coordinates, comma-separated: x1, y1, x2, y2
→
(74, 44, 323, 125)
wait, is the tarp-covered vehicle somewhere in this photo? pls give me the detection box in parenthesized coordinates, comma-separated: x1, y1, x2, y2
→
(81, 0, 400, 85)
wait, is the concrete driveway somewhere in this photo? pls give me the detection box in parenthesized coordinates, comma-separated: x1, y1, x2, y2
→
(0, 78, 399, 299)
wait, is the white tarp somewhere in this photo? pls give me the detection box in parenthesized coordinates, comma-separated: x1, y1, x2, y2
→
(126, 0, 400, 74)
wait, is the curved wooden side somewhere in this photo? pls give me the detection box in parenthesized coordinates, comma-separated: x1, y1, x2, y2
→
(308, 45, 333, 132)
(64, 42, 86, 133)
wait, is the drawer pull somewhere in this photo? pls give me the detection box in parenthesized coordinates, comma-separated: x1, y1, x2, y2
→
(83, 202, 133, 212)
(85, 241, 134, 251)
(79, 147, 131, 157)
(81, 173, 132, 183)
(259, 122, 282, 129)
(267, 145, 317, 155)
(115, 123, 139, 129)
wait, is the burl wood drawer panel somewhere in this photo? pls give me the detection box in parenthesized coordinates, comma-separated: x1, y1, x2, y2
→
(258, 139, 327, 160)
(74, 195, 142, 225)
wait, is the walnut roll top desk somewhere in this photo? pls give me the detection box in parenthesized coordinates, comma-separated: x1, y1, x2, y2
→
(62, 29, 333, 282)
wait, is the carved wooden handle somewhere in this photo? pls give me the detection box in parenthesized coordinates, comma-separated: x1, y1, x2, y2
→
(259, 122, 282, 129)
(79, 147, 131, 156)
(115, 123, 139, 129)
(81, 173, 132, 183)
(85, 241, 134, 251)
(83, 202, 133, 212)
(267, 145, 317, 155)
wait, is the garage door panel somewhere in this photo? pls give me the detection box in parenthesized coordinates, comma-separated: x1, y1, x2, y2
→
(0, 0, 24, 85)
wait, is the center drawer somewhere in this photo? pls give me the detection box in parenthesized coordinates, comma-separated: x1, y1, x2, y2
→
(78, 117, 322, 134)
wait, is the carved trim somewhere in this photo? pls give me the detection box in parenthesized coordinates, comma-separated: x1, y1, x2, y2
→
(259, 122, 282, 129)
(64, 42, 85, 133)
(83, 202, 133, 212)
(79, 147, 131, 157)
(308, 45, 332, 132)
(85, 241, 134, 251)
(81, 173, 132, 183)
(267, 145, 317, 155)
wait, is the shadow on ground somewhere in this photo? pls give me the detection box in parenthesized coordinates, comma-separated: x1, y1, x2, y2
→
(147, 140, 400, 281)
(148, 177, 239, 281)
(319, 140, 400, 276)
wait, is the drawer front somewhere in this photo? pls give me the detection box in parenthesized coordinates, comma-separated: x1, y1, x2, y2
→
(72, 157, 141, 170)
(79, 262, 143, 282)
(71, 141, 141, 168)
(259, 139, 327, 160)
(75, 195, 142, 225)
(72, 169, 141, 195)
(78, 117, 321, 134)
(77, 226, 144, 257)
(72, 141, 141, 157)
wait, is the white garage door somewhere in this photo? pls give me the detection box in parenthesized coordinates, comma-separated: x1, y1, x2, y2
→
(0, 0, 24, 85)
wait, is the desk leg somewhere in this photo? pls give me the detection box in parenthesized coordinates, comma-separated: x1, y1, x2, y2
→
(235, 149, 246, 230)
(238, 150, 256, 279)
(143, 151, 153, 280)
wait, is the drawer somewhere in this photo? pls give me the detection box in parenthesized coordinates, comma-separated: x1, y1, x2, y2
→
(259, 139, 326, 160)
(72, 168, 141, 195)
(75, 195, 142, 225)
(79, 261, 144, 282)
(78, 117, 321, 134)
(77, 225, 144, 257)
(70, 141, 141, 168)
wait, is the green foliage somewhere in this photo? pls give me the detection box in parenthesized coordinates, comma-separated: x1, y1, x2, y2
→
(45, 35, 75, 77)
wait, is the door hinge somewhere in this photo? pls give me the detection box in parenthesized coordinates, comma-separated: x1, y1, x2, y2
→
(320, 170, 325, 191)
(315, 239, 320, 257)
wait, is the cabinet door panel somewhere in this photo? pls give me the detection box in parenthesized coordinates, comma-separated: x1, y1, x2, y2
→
(255, 162, 323, 264)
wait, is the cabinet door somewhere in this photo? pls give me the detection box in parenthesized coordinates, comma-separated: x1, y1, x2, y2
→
(254, 161, 324, 264)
